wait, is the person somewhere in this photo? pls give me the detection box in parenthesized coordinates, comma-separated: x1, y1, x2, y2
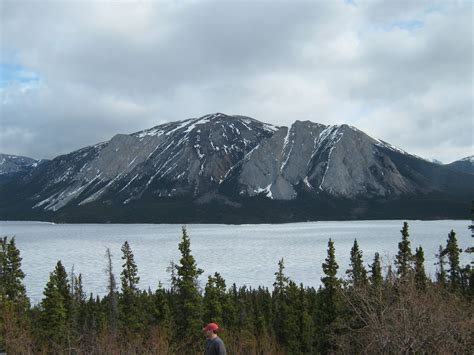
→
(203, 322, 227, 355)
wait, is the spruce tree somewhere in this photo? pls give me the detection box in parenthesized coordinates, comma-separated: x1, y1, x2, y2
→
(69, 268, 86, 338)
(38, 261, 70, 350)
(120, 241, 139, 292)
(53, 261, 72, 322)
(346, 239, 368, 288)
(119, 241, 142, 335)
(0, 237, 28, 305)
(273, 258, 289, 296)
(173, 226, 203, 350)
(105, 248, 118, 331)
(322, 239, 340, 292)
(151, 283, 172, 330)
(297, 284, 313, 354)
(284, 281, 302, 352)
(444, 230, 462, 290)
(435, 245, 447, 286)
(204, 272, 226, 326)
(414, 246, 427, 290)
(223, 283, 239, 332)
(272, 258, 291, 348)
(318, 238, 342, 353)
(395, 222, 413, 278)
(369, 252, 383, 289)
(0, 237, 29, 353)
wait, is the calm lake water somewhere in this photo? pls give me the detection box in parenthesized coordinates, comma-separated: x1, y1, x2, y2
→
(0, 220, 472, 304)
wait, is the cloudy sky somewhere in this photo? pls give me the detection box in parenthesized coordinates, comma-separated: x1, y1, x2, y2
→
(0, 0, 472, 163)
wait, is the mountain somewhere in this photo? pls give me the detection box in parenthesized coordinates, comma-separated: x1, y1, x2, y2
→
(445, 156, 474, 175)
(0, 153, 38, 174)
(0, 113, 473, 223)
(0, 153, 43, 184)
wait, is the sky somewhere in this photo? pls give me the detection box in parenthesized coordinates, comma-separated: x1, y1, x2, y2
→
(0, 0, 472, 163)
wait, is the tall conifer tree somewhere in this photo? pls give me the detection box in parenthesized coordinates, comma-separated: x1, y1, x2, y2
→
(346, 239, 368, 287)
(105, 248, 118, 330)
(435, 245, 447, 286)
(395, 222, 413, 278)
(204, 272, 226, 326)
(0, 237, 29, 353)
(272, 258, 291, 347)
(38, 261, 70, 350)
(369, 252, 383, 289)
(120, 241, 139, 292)
(444, 230, 462, 290)
(0, 237, 28, 304)
(414, 246, 427, 290)
(317, 238, 342, 353)
(173, 227, 203, 349)
(119, 241, 142, 334)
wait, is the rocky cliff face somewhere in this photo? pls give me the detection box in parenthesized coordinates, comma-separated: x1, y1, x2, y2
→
(235, 122, 419, 199)
(1, 113, 472, 222)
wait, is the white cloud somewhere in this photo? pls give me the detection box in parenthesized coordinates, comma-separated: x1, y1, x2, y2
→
(0, 0, 472, 162)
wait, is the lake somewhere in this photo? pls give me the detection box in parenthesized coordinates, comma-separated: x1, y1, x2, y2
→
(0, 220, 472, 304)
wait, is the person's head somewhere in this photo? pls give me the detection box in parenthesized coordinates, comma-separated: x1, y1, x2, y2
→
(202, 322, 219, 338)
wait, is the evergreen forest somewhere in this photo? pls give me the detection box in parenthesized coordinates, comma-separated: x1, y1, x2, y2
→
(1, 220, 473, 354)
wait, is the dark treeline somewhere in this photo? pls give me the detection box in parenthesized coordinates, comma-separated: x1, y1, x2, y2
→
(1, 221, 473, 354)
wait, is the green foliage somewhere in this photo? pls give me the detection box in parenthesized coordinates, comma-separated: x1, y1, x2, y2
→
(272, 258, 293, 348)
(322, 238, 340, 291)
(105, 247, 118, 330)
(435, 245, 447, 286)
(0, 237, 30, 352)
(273, 258, 289, 295)
(150, 283, 172, 330)
(443, 230, 462, 290)
(172, 226, 203, 350)
(0, 237, 28, 305)
(395, 222, 413, 278)
(37, 261, 70, 349)
(204, 272, 226, 326)
(370, 252, 383, 289)
(119, 241, 143, 336)
(317, 238, 343, 353)
(1, 220, 473, 353)
(346, 239, 368, 288)
(414, 246, 427, 290)
(120, 241, 139, 292)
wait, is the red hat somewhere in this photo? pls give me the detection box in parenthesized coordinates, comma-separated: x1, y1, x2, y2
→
(203, 322, 219, 332)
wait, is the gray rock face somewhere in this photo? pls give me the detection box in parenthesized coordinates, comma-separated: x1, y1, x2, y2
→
(237, 122, 416, 199)
(29, 113, 278, 210)
(238, 121, 327, 199)
(5, 113, 472, 214)
(306, 125, 415, 197)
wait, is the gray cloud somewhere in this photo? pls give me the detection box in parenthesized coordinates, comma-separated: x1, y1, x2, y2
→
(0, 0, 472, 163)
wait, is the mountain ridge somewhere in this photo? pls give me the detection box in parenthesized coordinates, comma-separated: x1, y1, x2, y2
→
(1, 113, 472, 222)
